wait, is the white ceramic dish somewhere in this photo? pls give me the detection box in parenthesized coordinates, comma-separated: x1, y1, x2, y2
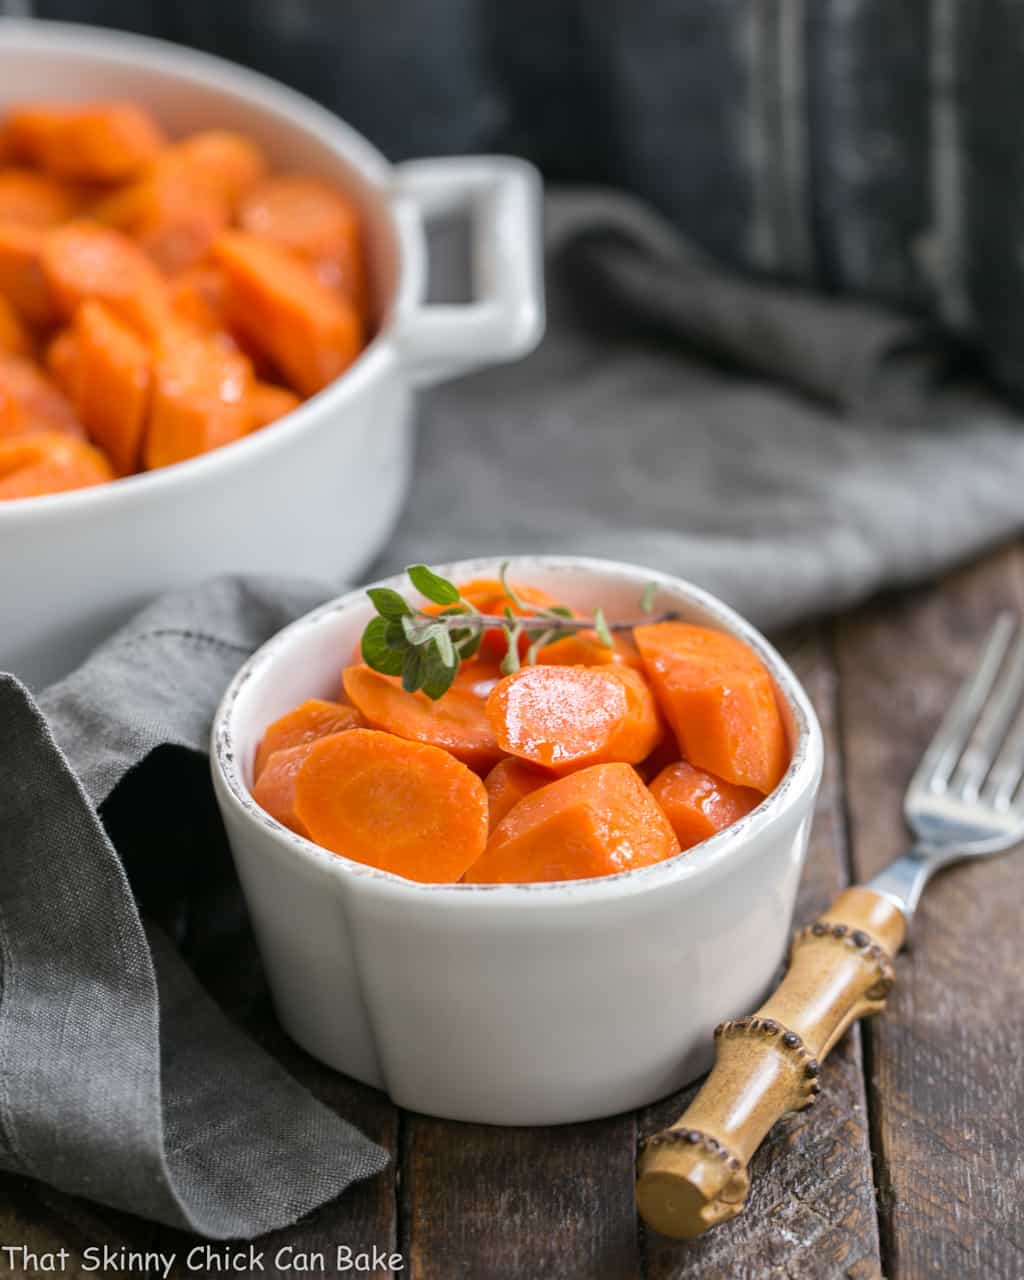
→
(211, 556, 824, 1125)
(0, 21, 543, 688)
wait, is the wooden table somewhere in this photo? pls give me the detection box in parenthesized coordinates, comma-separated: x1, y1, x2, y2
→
(3, 546, 1022, 1280)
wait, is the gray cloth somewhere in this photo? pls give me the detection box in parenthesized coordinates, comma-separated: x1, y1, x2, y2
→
(2, 188, 1023, 1238)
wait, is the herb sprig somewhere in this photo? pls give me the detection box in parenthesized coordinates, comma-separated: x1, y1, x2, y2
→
(360, 562, 672, 700)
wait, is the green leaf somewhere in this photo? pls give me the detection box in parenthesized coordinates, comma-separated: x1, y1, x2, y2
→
(401, 645, 424, 693)
(454, 626, 483, 660)
(639, 582, 658, 615)
(361, 615, 406, 676)
(407, 564, 460, 606)
(419, 639, 459, 700)
(542, 605, 575, 620)
(593, 607, 613, 648)
(366, 587, 412, 620)
(433, 625, 456, 669)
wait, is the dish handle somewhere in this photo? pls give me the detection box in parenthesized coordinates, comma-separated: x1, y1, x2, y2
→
(389, 156, 545, 386)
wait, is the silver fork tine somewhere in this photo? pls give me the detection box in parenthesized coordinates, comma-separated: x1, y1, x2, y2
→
(908, 612, 1016, 796)
(982, 709, 1024, 810)
(950, 626, 1024, 800)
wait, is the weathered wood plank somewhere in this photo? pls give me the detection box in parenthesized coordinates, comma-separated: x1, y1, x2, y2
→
(641, 626, 883, 1280)
(836, 546, 1024, 1280)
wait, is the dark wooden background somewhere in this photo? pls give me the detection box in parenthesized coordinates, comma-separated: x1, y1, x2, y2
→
(2, 543, 1022, 1278)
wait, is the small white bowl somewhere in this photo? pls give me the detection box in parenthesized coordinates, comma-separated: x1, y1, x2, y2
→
(211, 557, 823, 1125)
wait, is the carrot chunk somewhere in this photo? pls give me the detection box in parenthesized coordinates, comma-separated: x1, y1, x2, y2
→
(634, 622, 788, 795)
(0, 352, 84, 438)
(423, 578, 566, 663)
(143, 332, 253, 469)
(170, 130, 267, 208)
(464, 762, 680, 884)
(0, 224, 57, 325)
(0, 168, 79, 227)
(648, 761, 762, 851)
(0, 294, 32, 357)
(71, 301, 151, 474)
(5, 102, 165, 182)
(212, 230, 362, 396)
(483, 757, 551, 830)
(168, 266, 228, 333)
(284, 728, 488, 882)
(0, 431, 113, 499)
(249, 380, 301, 430)
(342, 663, 503, 774)
(251, 740, 317, 837)
(537, 630, 642, 668)
(253, 698, 363, 781)
(45, 328, 79, 395)
(486, 663, 661, 774)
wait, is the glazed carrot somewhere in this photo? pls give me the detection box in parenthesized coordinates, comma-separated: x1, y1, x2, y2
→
(212, 230, 363, 396)
(238, 175, 365, 311)
(0, 224, 57, 325)
(71, 301, 151, 474)
(0, 294, 32, 357)
(463, 762, 680, 884)
(5, 102, 165, 182)
(537, 630, 642, 668)
(291, 729, 488, 881)
(648, 760, 761, 851)
(169, 266, 228, 333)
(423, 578, 566, 663)
(41, 222, 174, 340)
(253, 698, 363, 781)
(251, 740, 317, 837)
(143, 332, 253, 469)
(483, 757, 550, 830)
(0, 352, 84, 438)
(172, 130, 267, 207)
(0, 168, 79, 227)
(249, 380, 301, 430)
(45, 328, 79, 396)
(0, 431, 113, 500)
(342, 663, 503, 773)
(634, 622, 788, 795)
(486, 663, 661, 774)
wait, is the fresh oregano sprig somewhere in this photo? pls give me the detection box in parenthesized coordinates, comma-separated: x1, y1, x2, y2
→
(360, 562, 671, 700)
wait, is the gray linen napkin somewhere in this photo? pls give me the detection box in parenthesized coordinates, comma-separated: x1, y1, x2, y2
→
(2, 188, 1024, 1238)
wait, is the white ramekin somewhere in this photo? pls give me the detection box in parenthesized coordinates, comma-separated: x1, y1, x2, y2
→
(0, 21, 544, 687)
(211, 556, 823, 1125)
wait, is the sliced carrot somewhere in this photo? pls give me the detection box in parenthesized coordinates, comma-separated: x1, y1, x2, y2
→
(649, 761, 761, 851)
(483, 757, 550, 830)
(291, 728, 488, 881)
(253, 699, 363, 781)
(251, 740, 317, 837)
(634, 622, 788, 795)
(0, 431, 113, 500)
(71, 301, 151, 474)
(143, 332, 253, 469)
(0, 294, 32, 357)
(212, 230, 362, 396)
(486, 663, 661, 775)
(342, 663, 503, 773)
(238, 175, 365, 311)
(0, 168, 79, 227)
(249, 380, 301, 431)
(41, 222, 174, 340)
(463, 762, 680, 884)
(5, 102, 165, 182)
(45, 328, 80, 396)
(0, 223, 57, 325)
(0, 352, 84, 438)
(169, 265, 228, 333)
(171, 130, 267, 208)
(537, 630, 642, 668)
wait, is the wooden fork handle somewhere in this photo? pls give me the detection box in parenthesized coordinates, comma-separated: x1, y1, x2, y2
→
(636, 887, 907, 1240)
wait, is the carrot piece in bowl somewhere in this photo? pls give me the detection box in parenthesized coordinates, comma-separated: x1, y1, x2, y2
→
(0, 431, 113, 499)
(483, 757, 551, 829)
(5, 102, 165, 182)
(634, 622, 788, 795)
(0, 167, 79, 227)
(0, 352, 84, 438)
(71, 301, 152, 474)
(0, 224, 57, 325)
(423, 578, 566, 663)
(251, 740, 317, 837)
(537, 630, 642, 668)
(249, 380, 301, 430)
(486, 663, 661, 775)
(464, 762, 680, 885)
(0, 295, 33, 357)
(253, 698, 364, 781)
(648, 760, 762, 852)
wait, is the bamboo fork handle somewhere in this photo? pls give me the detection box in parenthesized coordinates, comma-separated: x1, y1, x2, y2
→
(636, 887, 907, 1240)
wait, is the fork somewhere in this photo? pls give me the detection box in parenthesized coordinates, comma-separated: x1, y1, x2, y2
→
(636, 613, 1024, 1240)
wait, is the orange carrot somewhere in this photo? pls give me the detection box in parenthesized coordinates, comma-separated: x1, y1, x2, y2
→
(0, 223, 57, 325)
(287, 728, 489, 881)
(212, 230, 363, 396)
(0, 167, 79, 227)
(486, 663, 661, 774)
(249, 380, 301, 431)
(463, 762, 679, 884)
(423, 578, 567, 663)
(0, 352, 84, 438)
(648, 760, 761, 851)
(253, 698, 363, 781)
(634, 725, 680, 783)
(251, 740, 317, 837)
(537, 630, 642, 668)
(71, 300, 151, 474)
(5, 102, 165, 182)
(143, 332, 253, 469)
(634, 622, 788, 795)
(45, 328, 79, 396)
(168, 266, 228, 333)
(342, 663, 503, 774)
(0, 431, 113, 500)
(0, 294, 32, 357)
(483, 757, 550, 830)
(169, 130, 267, 208)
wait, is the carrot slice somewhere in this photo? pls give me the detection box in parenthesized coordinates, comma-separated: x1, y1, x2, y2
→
(143, 332, 253, 469)
(253, 699, 363, 781)
(71, 301, 151, 474)
(0, 431, 113, 499)
(483, 757, 550, 830)
(0, 223, 57, 325)
(464, 762, 680, 884)
(0, 352, 84, 438)
(238, 175, 365, 311)
(5, 102, 165, 182)
(648, 760, 761, 851)
(634, 622, 788, 795)
(212, 230, 363, 395)
(249, 380, 301, 431)
(342, 663, 503, 773)
(169, 266, 228, 333)
(0, 294, 32, 357)
(45, 328, 79, 396)
(170, 130, 267, 208)
(537, 630, 642, 668)
(289, 729, 488, 882)
(251, 740, 318, 837)
(0, 168, 79, 227)
(486, 663, 661, 775)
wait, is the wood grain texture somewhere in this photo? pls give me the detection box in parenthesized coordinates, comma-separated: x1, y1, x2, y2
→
(640, 627, 883, 1280)
(837, 547, 1024, 1280)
